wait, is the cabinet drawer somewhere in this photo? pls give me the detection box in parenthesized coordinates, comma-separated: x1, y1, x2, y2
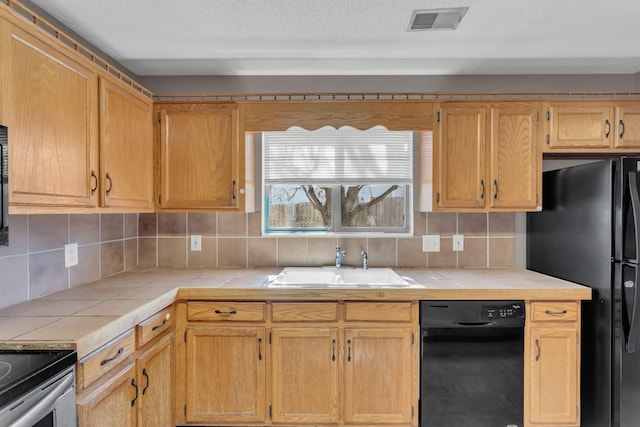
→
(136, 305, 174, 347)
(530, 302, 578, 322)
(272, 303, 338, 322)
(344, 302, 412, 322)
(187, 301, 265, 322)
(77, 329, 135, 389)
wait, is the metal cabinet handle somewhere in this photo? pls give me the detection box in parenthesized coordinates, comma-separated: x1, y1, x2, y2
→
(493, 180, 498, 200)
(142, 368, 150, 395)
(131, 378, 138, 407)
(480, 180, 485, 200)
(214, 309, 237, 316)
(620, 120, 625, 139)
(347, 339, 352, 362)
(90, 170, 98, 194)
(151, 318, 167, 331)
(100, 347, 123, 366)
(105, 172, 113, 195)
(535, 339, 541, 361)
(544, 309, 568, 316)
(605, 119, 611, 138)
(331, 339, 336, 362)
(232, 180, 237, 200)
(258, 338, 263, 361)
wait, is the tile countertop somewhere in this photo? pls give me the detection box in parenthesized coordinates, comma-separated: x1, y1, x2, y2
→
(0, 267, 591, 359)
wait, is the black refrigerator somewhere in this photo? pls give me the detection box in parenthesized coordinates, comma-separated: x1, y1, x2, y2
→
(527, 158, 640, 427)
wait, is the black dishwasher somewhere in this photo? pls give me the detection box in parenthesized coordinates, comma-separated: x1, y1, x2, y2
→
(420, 301, 525, 427)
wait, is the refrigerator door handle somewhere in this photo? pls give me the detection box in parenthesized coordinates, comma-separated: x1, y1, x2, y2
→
(625, 266, 640, 353)
(625, 173, 640, 352)
(627, 173, 640, 264)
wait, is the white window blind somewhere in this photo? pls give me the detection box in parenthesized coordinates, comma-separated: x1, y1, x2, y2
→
(263, 126, 413, 184)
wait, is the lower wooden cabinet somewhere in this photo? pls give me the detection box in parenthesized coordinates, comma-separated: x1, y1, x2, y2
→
(77, 333, 173, 427)
(136, 333, 173, 427)
(76, 306, 174, 427)
(524, 302, 580, 427)
(344, 328, 414, 424)
(77, 362, 137, 427)
(177, 300, 419, 426)
(184, 327, 266, 424)
(271, 328, 340, 424)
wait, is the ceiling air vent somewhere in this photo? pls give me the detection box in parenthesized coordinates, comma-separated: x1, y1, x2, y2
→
(409, 7, 469, 31)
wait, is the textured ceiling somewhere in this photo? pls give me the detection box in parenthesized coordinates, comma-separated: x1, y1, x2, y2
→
(29, 0, 640, 76)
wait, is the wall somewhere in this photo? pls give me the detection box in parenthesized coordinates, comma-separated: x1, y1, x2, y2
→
(0, 209, 515, 311)
(0, 214, 138, 310)
(138, 211, 516, 270)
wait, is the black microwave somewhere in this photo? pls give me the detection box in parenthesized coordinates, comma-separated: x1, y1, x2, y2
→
(0, 125, 7, 247)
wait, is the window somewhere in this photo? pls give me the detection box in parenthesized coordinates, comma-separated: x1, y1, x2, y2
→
(263, 126, 413, 235)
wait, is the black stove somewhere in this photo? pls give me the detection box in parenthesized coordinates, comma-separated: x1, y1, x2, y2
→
(0, 349, 77, 408)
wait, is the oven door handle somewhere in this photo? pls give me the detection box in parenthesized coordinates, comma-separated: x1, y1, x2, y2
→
(8, 371, 74, 427)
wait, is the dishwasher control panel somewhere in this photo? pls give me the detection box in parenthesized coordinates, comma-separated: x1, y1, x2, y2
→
(480, 303, 524, 321)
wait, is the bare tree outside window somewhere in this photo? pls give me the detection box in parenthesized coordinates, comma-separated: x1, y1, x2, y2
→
(266, 184, 406, 231)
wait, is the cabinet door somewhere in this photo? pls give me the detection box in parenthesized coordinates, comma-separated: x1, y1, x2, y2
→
(489, 104, 540, 210)
(434, 104, 487, 209)
(185, 327, 265, 423)
(137, 333, 173, 427)
(159, 105, 244, 210)
(615, 104, 640, 148)
(100, 78, 154, 210)
(547, 103, 614, 149)
(271, 328, 339, 424)
(344, 328, 413, 424)
(4, 25, 98, 208)
(77, 363, 137, 427)
(527, 327, 579, 425)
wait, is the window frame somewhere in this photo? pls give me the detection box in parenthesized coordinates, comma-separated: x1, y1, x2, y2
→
(261, 127, 414, 236)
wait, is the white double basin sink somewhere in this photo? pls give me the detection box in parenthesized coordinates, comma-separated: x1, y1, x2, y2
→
(264, 267, 411, 288)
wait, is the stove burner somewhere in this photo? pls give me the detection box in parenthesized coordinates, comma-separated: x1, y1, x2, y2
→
(0, 362, 9, 382)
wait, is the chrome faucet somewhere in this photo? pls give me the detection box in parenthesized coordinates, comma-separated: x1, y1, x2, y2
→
(361, 251, 368, 270)
(335, 246, 347, 269)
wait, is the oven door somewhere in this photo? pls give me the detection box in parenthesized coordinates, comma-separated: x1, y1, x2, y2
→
(0, 367, 75, 427)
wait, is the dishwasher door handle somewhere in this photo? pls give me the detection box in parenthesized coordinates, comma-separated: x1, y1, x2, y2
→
(454, 321, 495, 327)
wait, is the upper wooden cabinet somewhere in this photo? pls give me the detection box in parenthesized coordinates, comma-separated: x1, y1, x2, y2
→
(433, 104, 486, 209)
(490, 104, 541, 210)
(157, 104, 245, 211)
(433, 102, 541, 211)
(545, 101, 640, 152)
(615, 104, 640, 148)
(99, 78, 154, 210)
(1, 22, 99, 210)
(0, 14, 154, 213)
